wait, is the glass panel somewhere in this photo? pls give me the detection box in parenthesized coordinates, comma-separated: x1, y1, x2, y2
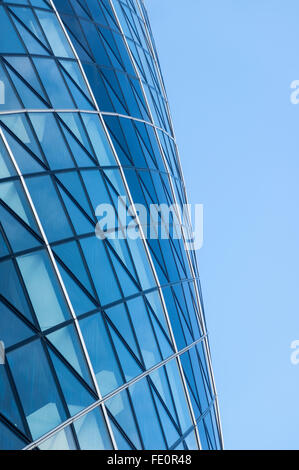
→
(105, 389, 142, 449)
(17, 250, 71, 330)
(25, 175, 72, 242)
(166, 359, 193, 433)
(33, 58, 74, 108)
(79, 312, 123, 396)
(38, 426, 77, 450)
(8, 338, 66, 440)
(0, 420, 26, 450)
(129, 377, 166, 450)
(36, 10, 73, 58)
(29, 113, 74, 170)
(81, 113, 115, 166)
(0, 6, 25, 53)
(74, 407, 112, 450)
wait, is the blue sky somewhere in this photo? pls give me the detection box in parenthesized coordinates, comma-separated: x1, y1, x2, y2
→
(147, 0, 299, 450)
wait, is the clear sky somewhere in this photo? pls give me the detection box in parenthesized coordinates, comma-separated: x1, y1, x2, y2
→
(146, 0, 299, 450)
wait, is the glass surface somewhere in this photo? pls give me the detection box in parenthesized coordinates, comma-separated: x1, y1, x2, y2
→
(8, 339, 66, 440)
(0, 6, 25, 53)
(79, 312, 123, 396)
(17, 250, 71, 330)
(73, 407, 112, 450)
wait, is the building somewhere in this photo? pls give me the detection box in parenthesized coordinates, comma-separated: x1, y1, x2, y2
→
(0, 0, 223, 450)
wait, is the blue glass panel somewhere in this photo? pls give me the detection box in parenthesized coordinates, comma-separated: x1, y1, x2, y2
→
(105, 389, 142, 449)
(0, 113, 44, 161)
(0, 300, 34, 348)
(57, 171, 94, 219)
(108, 327, 142, 382)
(17, 250, 71, 330)
(0, 205, 40, 252)
(127, 296, 161, 369)
(165, 359, 193, 433)
(73, 408, 112, 450)
(0, 6, 25, 53)
(47, 323, 93, 386)
(53, 240, 93, 295)
(79, 312, 123, 396)
(55, 263, 96, 315)
(12, 20, 50, 55)
(59, 59, 91, 98)
(129, 377, 166, 450)
(81, 113, 115, 166)
(0, 420, 26, 450)
(0, 366, 25, 433)
(0, 62, 21, 111)
(0, 180, 36, 229)
(11, 6, 47, 46)
(0, 259, 33, 322)
(80, 236, 121, 306)
(7, 68, 47, 109)
(25, 175, 72, 242)
(198, 420, 209, 450)
(29, 113, 74, 170)
(38, 426, 77, 450)
(8, 339, 66, 440)
(49, 349, 95, 417)
(0, 138, 16, 179)
(110, 422, 134, 450)
(33, 58, 74, 108)
(36, 10, 73, 58)
(184, 430, 198, 450)
(105, 303, 140, 360)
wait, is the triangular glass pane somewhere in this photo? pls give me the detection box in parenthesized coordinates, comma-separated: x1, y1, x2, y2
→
(0, 259, 33, 323)
(47, 324, 94, 388)
(152, 388, 180, 448)
(59, 187, 95, 235)
(108, 246, 139, 297)
(13, 20, 50, 55)
(61, 125, 96, 168)
(109, 327, 142, 382)
(53, 240, 93, 295)
(105, 303, 141, 361)
(1, 131, 45, 174)
(0, 300, 34, 348)
(0, 227, 9, 257)
(0, 6, 25, 54)
(57, 171, 94, 219)
(49, 349, 94, 417)
(105, 389, 142, 449)
(56, 263, 97, 316)
(60, 68, 94, 110)
(11, 6, 48, 46)
(0, 204, 41, 253)
(4, 56, 47, 101)
(6, 67, 47, 109)
(0, 180, 35, 228)
(110, 422, 134, 450)
(0, 138, 16, 179)
(1, 114, 43, 159)
(79, 312, 124, 396)
(0, 366, 26, 434)
(29, 113, 74, 170)
(150, 313, 173, 360)
(0, 62, 22, 112)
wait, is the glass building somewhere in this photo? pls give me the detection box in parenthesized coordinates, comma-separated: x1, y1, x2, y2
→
(0, 0, 223, 450)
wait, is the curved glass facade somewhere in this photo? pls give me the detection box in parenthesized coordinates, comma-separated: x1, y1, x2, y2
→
(0, 0, 223, 450)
